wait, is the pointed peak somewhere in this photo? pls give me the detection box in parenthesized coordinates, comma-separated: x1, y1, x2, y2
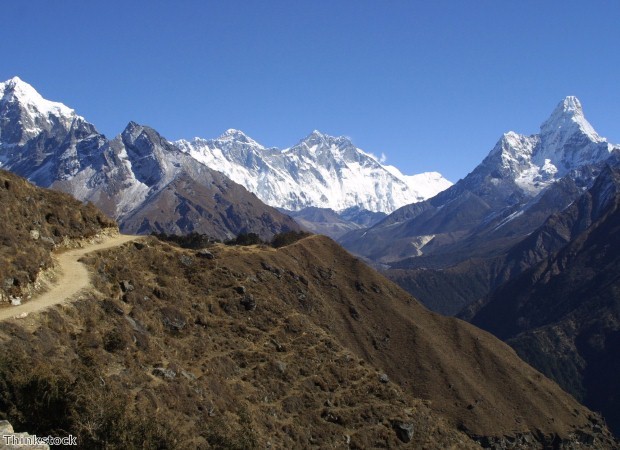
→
(541, 96, 602, 143)
(2, 76, 25, 88)
(301, 130, 351, 144)
(123, 121, 142, 133)
(121, 121, 152, 140)
(560, 95, 583, 114)
(218, 128, 248, 139)
(0, 76, 75, 118)
(215, 128, 261, 147)
(549, 96, 584, 119)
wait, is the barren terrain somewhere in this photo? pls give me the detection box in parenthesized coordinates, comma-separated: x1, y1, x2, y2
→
(0, 234, 139, 321)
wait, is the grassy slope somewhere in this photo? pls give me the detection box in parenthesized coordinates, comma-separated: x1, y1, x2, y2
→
(0, 169, 115, 303)
(0, 234, 615, 448)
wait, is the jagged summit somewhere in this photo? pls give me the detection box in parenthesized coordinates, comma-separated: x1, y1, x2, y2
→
(540, 95, 603, 144)
(178, 128, 451, 213)
(341, 96, 619, 270)
(299, 129, 349, 145)
(204, 128, 265, 150)
(1, 77, 451, 214)
(481, 97, 615, 193)
(216, 128, 258, 143)
(304, 129, 330, 141)
(2, 76, 25, 87)
(0, 76, 75, 119)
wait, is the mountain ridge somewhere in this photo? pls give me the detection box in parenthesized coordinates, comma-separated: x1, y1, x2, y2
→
(341, 96, 618, 266)
(176, 127, 451, 213)
(1, 77, 451, 235)
(467, 165, 620, 435)
(0, 78, 300, 240)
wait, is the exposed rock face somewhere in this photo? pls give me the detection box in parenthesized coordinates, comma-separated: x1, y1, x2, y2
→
(0, 77, 449, 239)
(119, 167, 299, 240)
(342, 96, 618, 267)
(340, 98, 620, 316)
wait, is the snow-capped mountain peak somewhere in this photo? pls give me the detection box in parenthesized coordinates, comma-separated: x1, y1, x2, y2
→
(535, 96, 612, 174)
(294, 130, 367, 161)
(216, 128, 263, 147)
(0, 76, 76, 120)
(1, 77, 451, 215)
(475, 96, 616, 196)
(540, 95, 604, 145)
(177, 128, 452, 213)
(298, 129, 333, 147)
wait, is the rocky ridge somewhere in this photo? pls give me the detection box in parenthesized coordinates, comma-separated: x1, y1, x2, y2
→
(177, 129, 451, 213)
(0, 78, 299, 240)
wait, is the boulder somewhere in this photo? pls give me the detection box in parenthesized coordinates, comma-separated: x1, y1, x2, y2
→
(392, 421, 414, 443)
(240, 293, 256, 311)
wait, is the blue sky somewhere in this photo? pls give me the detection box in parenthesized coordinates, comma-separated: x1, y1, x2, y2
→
(2, 1, 619, 182)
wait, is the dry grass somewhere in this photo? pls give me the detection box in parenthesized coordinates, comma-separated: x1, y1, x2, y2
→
(0, 234, 615, 448)
(0, 170, 115, 303)
(0, 237, 477, 449)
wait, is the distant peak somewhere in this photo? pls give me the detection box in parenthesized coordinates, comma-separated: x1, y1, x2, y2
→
(1, 76, 38, 96)
(122, 121, 143, 134)
(3, 76, 24, 87)
(121, 121, 142, 138)
(551, 96, 584, 118)
(219, 128, 248, 139)
(215, 129, 262, 147)
(540, 95, 602, 143)
(302, 130, 348, 143)
(561, 95, 583, 113)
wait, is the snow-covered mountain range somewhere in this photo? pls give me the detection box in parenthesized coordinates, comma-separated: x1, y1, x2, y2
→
(176, 129, 451, 213)
(0, 77, 299, 238)
(0, 77, 451, 225)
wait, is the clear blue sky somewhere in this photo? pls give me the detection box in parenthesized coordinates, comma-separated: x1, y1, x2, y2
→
(2, 1, 619, 182)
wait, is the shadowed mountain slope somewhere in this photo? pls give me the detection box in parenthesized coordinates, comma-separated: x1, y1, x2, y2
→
(341, 98, 619, 315)
(469, 166, 620, 436)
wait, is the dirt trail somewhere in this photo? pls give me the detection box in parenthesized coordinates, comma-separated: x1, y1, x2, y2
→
(0, 234, 140, 321)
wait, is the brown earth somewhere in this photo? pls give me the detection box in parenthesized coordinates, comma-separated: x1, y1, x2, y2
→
(0, 233, 615, 448)
(0, 169, 115, 304)
(0, 237, 477, 449)
(0, 233, 139, 321)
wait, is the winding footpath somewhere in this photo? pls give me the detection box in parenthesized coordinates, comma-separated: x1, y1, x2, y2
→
(0, 233, 140, 321)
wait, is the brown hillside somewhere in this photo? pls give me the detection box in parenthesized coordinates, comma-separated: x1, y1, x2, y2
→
(0, 237, 476, 449)
(0, 232, 615, 448)
(271, 236, 614, 444)
(0, 169, 115, 304)
(119, 170, 300, 240)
